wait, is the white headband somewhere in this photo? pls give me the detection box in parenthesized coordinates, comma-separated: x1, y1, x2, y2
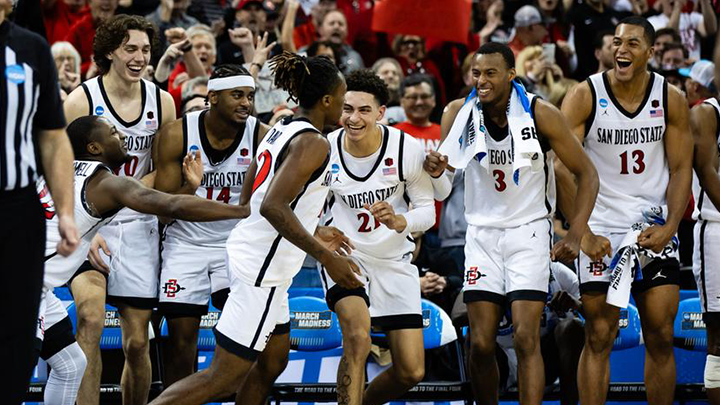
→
(207, 76, 255, 92)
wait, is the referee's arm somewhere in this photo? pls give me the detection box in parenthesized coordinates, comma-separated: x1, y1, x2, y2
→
(37, 40, 79, 256)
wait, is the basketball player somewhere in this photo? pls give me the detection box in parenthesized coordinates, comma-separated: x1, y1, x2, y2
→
(63, 15, 175, 405)
(424, 42, 604, 405)
(691, 94, 720, 403)
(154, 64, 270, 388)
(559, 17, 692, 405)
(319, 69, 434, 405)
(149, 52, 360, 405)
(35, 114, 251, 405)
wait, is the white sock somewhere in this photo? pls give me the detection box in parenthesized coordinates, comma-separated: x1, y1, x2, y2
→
(44, 342, 87, 405)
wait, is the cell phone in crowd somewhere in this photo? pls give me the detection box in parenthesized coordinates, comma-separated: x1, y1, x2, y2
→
(542, 43, 556, 65)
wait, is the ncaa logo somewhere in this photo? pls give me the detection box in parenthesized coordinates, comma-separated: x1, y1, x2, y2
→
(95, 106, 105, 116)
(683, 312, 691, 321)
(599, 98, 608, 108)
(331, 163, 340, 174)
(5, 64, 25, 84)
(189, 145, 200, 154)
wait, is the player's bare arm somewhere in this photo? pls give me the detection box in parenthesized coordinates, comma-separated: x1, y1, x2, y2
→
(259, 132, 363, 290)
(638, 85, 693, 252)
(424, 98, 464, 176)
(63, 85, 91, 124)
(691, 103, 720, 210)
(86, 169, 249, 222)
(536, 98, 603, 262)
(154, 119, 193, 194)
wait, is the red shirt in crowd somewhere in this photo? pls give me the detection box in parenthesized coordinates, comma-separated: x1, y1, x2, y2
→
(64, 14, 96, 77)
(393, 121, 443, 230)
(43, 1, 89, 45)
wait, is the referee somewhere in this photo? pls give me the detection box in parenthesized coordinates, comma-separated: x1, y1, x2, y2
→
(0, 3, 80, 404)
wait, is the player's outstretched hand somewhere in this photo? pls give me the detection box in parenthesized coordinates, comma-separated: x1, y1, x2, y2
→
(580, 232, 612, 262)
(423, 151, 449, 178)
(315, 225, 355, 256)
(638, 224, 674, 253)
(182, 152, 204, 191)
(57, 214, 80, 257)
(323, 254, 363, 289)
(88, 233, 111, 273)
(548, 290, 581, 314)
(364, 202, 407, 233)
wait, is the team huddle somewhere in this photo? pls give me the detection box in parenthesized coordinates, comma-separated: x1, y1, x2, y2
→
(33, 12, 720, 405)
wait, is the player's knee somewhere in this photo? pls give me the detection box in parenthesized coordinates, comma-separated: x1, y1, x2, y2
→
(469, 334, 496, 360)
(513, 326, 540, 359)
(395, 362, 424, 387)
(258, 352, 289, 378)
(76, 304, 105, 341)
(122, 333, 149, 360)
(584, 319, 616, 354)
(341, 329, 371, 360)
(643, 323, 674, 354)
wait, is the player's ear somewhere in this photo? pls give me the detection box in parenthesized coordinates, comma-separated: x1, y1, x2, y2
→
(376, 105, 386, 122)
(322, 94, 332, 108)
(208, 90, 218, 106)
(86, 141, 102, 156)
(508, 67, 516, 83)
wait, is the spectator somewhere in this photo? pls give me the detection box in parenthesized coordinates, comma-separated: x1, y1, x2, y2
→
(306, 39, 343, 65)
(659, 67, 686, 89)
(535, 0, 575, 64)
(681, 59, 716, 106)
(372, 57, 406, 125)
(51, 41, 81, 97)
(145, 0, 199, 52)
(42, 0, 88, 45)
(661, 42, 689, 70)
(187, 0, 227, 29)
(647, 0, 717, 61)
(64, 0, 117, 78)
(652, 27, 682, 69)
(392, 34, 446, 106)
(510, 5, 572, 75)
(594, 30, 615, 73)
(167, 24, 216, 113)
(291, 0, 336, 50)
(394, 74, 441, 154)
(566, 0, 632, 80)
(474, 0, 511, 46)
(179, 75, 209, 114)
(311, 9, 363, 74)
(218, 0, 282, 65)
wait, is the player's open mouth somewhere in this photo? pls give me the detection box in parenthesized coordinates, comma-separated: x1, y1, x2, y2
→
(127, 65, 144, 74)
(347, 124, 365, 132)
(478, 88, 491, 96)
(616, 58, 632, 69)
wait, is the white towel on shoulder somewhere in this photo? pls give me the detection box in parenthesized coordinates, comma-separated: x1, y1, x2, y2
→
(438, 81, 543, 185)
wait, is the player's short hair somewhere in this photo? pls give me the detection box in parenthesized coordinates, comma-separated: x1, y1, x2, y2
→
(67, 116, 104, 157)
(475, 42, 516, 70)
(346, 69, 389, 106)
(400, 73, 435, 98)
(210, 64, 251, 80)
(94, 15, 158, 76)
(270, 51, 343, 109)
(618, 16, 656, 46)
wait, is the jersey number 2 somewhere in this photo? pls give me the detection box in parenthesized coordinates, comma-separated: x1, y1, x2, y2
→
(619, 150, 645, 175)
(252, 150, 272, 193)
(357, 212, 380, 233)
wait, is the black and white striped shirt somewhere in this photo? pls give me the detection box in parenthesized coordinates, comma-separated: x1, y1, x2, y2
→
(0, 20, 66, 191)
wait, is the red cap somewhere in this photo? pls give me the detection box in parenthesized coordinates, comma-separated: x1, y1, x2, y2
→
(236, 0, 262, 10)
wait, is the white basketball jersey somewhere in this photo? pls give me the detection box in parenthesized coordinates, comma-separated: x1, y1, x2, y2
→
(326, 125, 424, 259)
(163, 110, 258, 247)
(585, 72, 669, 232)
(693, 98, 720, 222)
(464, 95, 556, 228)
(226, 117, 332, 287)
(82, 76, 161, 222)
(40, 160, 118, 288)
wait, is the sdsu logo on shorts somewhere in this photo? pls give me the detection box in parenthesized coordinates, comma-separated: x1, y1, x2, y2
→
(465, 267, 486, 285)
(163, 279, 186, 298)
(587, 261, 607, 277)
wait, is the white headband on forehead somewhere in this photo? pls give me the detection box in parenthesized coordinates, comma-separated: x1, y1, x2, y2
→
(207, 76, 255, 91)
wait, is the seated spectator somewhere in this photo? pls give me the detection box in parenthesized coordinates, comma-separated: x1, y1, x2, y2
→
(180, 75, 209, 114)
(145, 0, 199, 53)
(660, 42, 689, 70)
(594, 30, 615, 74)
(306, 39, 344, 66)
(372, 57, 406, 125)
(51, 41, 81, 97)
(218, 0, 282, 65)
(393, 74, 441, 154)
(648, 0, 717, 61)
(392, 34, 446, 106)
(681, 60, 716, 106)
(652, 27, 682, 69)
(64, 0, 117, 78)
(42, 0, 88, 45)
